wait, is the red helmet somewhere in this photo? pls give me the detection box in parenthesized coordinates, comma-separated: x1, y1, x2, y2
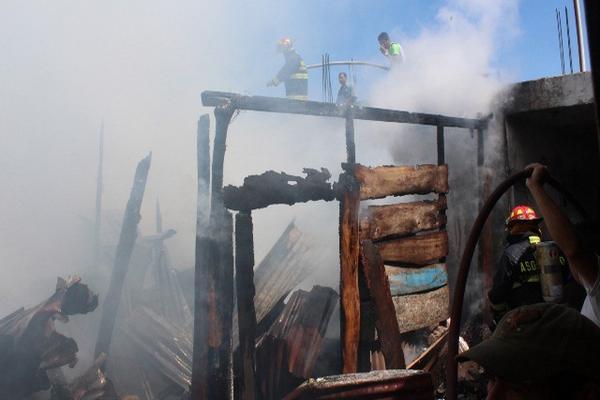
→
(506, 205, 543, 227)
(277, 37, 293, 52)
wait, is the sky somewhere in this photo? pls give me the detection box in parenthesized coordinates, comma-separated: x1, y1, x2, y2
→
(0, 0, 593, 314)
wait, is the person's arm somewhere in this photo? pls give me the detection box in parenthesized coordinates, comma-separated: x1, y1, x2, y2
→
(526, 163, 598, 288)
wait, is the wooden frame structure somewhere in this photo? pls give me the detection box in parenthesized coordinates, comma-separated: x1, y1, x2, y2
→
(193, 91, 486, 399)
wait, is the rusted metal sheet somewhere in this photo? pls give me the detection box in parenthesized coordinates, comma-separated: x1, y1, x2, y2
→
(353, 164, 448, 200)
(385, 264, 447, 296)
(360, 240, 405, 369)
(338, 174, 361, 374)
(360, 198, 447, 241)
(283, 369, 434, 400)
(376, 232, 448, 265)
(393, 286, 449, 334)
(256, 286, 338, 400)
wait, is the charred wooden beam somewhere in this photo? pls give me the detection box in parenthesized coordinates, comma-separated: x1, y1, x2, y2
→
(223, 168, 335, 211)
(377, 231, 449, 265)
(345, 108, 356, 164)
(376, 231, 449, 266)
(219, 211, 235, 398)
(360, 197, 447, 241)
(191, 114, 211, 399)
(351, 164, 449, 200)
(360, 240, 405, 369)
(201, 91, 485, 129)
(338, 173, 361, 373)
(95, 153, 151, 358)
(392, 285, 449, 334)
(235, 211, 257, 400)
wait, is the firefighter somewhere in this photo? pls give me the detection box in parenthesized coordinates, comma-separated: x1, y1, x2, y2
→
(377, 32, 404, 63)
(488, 205, 545, 323)
(267, 38, 308, 100)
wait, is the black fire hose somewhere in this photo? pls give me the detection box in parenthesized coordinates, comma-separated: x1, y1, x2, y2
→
(445, 168, 590, 400)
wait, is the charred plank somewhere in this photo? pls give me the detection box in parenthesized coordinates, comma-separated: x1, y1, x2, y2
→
(360, 197, 447, 241)
(351, 164, 448, 200)
(360, 240, 405, 369)
(376, 231, 448, 266)
(392, 286, 449, 334)
(223, 168, 334, 211)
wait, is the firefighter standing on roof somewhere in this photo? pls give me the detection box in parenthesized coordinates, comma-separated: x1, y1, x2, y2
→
(267, 38, 308, 100)
(488, 206, 547, 323)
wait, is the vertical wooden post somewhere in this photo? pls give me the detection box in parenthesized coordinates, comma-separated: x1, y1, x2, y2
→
(95, 153, 151, 357)
(235, 211, 257, 400)
(93, 122, 104, 269)
(436, 125, 445, 166)
(206, 104, 235, 399)
(192, 114, 211, 399)
(339, 172, 361, 373)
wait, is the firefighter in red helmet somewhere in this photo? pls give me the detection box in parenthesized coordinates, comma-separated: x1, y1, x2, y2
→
(488, 205, 546, 323)
(267, 37, 308, 100)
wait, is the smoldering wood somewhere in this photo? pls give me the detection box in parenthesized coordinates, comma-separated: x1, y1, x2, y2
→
(95, 153, 151, 358)
(392, 285, 449, 334)
(360, 197, 448, 241)
(376, 231, 449, 265)
(191, 113, 211, 400)
(235, 211, 257, 400)
(352, 164, 449, 200)
(201, 91, 485, 129)
(360, 240, 405, 369)
(338, 173, 361, 374)
(385, 264, 448, 296)
(255, 286, 338, 400)
(406, 330, 449, 371)
(216, 210, 234, 399)
(345, 109, 356, 164)
(223, 168, 335, 211)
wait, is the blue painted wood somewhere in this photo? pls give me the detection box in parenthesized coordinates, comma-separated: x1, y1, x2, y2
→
(385, 264, 447, 296)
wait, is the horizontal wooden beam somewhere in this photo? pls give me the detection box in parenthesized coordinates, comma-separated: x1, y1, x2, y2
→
(392, 285, 449, 334)
(376, 231, 448, 265)
(385, 264, 447, 296)
(201, 91, 485, 129)
(354, 164, 448, 200)
(360, 197, 447, 241)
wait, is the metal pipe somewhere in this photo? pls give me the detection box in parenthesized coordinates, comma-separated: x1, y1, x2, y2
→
(306, 60, 390, 71)
(557, 9, 566, 75)
(573, 0, 586, 71)
(446, 168, 589, 400)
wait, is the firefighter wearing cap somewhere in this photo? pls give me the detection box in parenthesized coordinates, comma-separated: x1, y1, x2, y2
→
(267, 38, 308, 100)
(488, 205, 545, 323)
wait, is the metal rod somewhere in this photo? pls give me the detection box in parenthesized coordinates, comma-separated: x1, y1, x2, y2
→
(573, 0, 586, 72)
(566, 6, 574, 73)
(557, 9, 566, 75)
(202, 91, 485, 130)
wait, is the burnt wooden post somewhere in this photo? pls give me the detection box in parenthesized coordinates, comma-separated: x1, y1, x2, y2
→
(339, 171, 361, 373)
(95, 153, 151, 357)
(436, 125, 445, 165)
(235, 211, 257, 400)
(360, 240, 405, 369)
(191, 114, 211, 399)
(345, 106, 356, 164)
(206, 103, 235, 399)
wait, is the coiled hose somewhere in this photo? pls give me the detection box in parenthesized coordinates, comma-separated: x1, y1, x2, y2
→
(446, 167, 590, 400)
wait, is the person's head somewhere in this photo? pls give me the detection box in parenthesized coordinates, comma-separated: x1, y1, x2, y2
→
(458, 303, 600, 399)
(505, 205, 542, 235)
(377, 32, 390, 48)
(276, 37, 293, 53)
(338, 72, 347, 86)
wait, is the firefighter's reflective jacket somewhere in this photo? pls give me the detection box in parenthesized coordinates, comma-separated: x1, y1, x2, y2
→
(276, 49, 308, 100)
(488, 233, 544, 321)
